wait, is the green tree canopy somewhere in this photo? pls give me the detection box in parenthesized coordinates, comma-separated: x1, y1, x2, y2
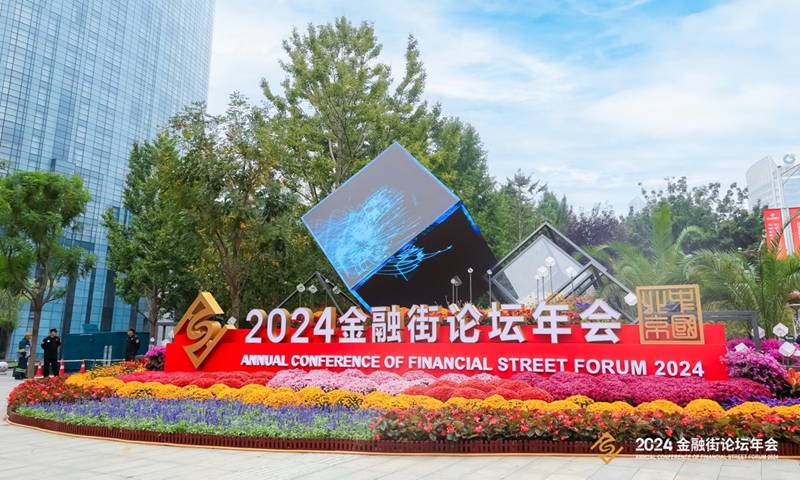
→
(0, 288, 24, 359)
(625, 177, 761, 253)
(0, 171, 95, 376)
(165, 95, 295, 320)
(103, 137, 200, 338)
(262, 17, 433, 205)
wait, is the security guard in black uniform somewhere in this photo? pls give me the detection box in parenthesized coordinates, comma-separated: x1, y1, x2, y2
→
(125, 328, 141, 361)
(41, 328, 61, 377)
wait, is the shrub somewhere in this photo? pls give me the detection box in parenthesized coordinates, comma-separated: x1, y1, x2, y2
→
(144, 346, 166, 371)
(724, 349, 787, 395)
(7, 376, 114, 410)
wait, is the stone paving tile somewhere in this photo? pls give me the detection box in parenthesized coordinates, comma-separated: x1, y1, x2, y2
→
(630, 468, 678, 480)
(543, 473, 593, 480)
(586, 465, 639, 480)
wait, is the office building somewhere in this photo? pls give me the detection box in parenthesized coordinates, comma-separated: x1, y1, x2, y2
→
(746, 155, 800, 209)
(0, 0, 215, 355)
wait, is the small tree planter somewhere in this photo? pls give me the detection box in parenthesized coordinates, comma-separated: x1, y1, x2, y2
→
(6, 410, 800, 457)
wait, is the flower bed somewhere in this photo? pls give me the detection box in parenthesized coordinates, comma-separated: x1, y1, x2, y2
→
(16, 398, 376, 439)
(7, 365, 800, 454)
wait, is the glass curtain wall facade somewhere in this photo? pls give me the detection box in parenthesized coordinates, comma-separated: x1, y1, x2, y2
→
(746, 156, 800, 209)
(0, 0, 215, 352)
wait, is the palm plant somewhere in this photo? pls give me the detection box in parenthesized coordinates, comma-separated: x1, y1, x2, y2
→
(683, 242, 800, 336)
(588, 204, 699, 310)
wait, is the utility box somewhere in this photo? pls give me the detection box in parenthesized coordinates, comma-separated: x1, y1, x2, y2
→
(62, 332, 149, 372)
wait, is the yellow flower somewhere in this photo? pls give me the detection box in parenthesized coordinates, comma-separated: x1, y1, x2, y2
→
(566, 395, 594, 408)
(725, 401, 772, 417)
(180, 385, 213, 401)
(547, 400, 580, 411)
(208, 383, 230, 395)
(683, 399, 724, 417)
(361, 391, 392, 410)
(216, 387, 241, 400)
(239, 387, 274, 404)
(503, 399, 525, 410)
(65, 373, 91, 387)
(772, 405, 800, 416)
(264, 389, 297, 408)
(634, 400, 683, 415)
(521, 400, 548, 411)
(116, 381, 158, 398)
(482, 395, 507, 409)
(443, 397, 482, 409)
(327, 390, 364, 408)
(85, 377, 125, 391)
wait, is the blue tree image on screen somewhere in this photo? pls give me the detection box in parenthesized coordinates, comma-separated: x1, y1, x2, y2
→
(376, 242, 453, 279)
(302, 143, 497, 309)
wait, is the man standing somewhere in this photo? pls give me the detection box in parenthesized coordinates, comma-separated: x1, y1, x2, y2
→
(13, 332, 32, 379)
(41, 328, 61, 377)
(125, 328, 141, 361)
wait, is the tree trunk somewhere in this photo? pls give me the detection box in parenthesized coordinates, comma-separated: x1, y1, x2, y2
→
(26, 304, 41, 378)
(230, 284, 240, 323)
(3, 329, 11, 361)
(147, 298, 159, 343)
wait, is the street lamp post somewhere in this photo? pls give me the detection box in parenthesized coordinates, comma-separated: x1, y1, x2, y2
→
(537, 266, 548, 302)
(565, 266, 577, 298)
(467, 268, 473, 304)
(486, 270, 493, 302)
(545, 256, 556, 296)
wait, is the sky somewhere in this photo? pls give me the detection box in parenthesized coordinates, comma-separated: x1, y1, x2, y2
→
(207, 0, 800, 212)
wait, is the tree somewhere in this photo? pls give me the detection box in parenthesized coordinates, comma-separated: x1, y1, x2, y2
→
(165, 95, 294, 320)
(501, 170, 546, 245)
(262, 17, 435, 204)
(102, 137, 200, 339)
(0, 171, 95, 377)
(564, 204, 625, 248)
(0, 288, 23, 360)
(684, 245, 800, 335)
(538, 190, 572, 231)
(591, 204, 699, 292)
(625, 177, 761, 252)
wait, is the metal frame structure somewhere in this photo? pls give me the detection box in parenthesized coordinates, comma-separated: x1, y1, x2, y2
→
(484, 222, 637, 321)
(704, 311, 761, 351)
(276, 272, 358, 315)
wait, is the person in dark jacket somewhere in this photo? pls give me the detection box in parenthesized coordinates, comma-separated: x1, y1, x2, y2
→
(125, 328, 141, 361)
(41, 328, 61, 377)
(13, 332, 32, 379)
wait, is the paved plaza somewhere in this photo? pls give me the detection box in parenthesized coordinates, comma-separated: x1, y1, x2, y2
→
(1, 374, 798, 480)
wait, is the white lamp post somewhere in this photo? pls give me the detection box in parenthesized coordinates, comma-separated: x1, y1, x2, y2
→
(537, 266, 548, 301)
(545, 256, 556, 296)
(467, 268, 473, 303)
(565, 266, 577, 298)
(486, 270, 493, 302)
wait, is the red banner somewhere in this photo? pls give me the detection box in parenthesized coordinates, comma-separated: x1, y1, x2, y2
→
(166, 324, 728, 380)
(790, 207, 800, 256)
(763, 208, 787, 257)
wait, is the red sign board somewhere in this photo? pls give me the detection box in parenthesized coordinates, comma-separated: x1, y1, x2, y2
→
(790, 207, 800, 255)
(764, 208, 787, 257)
(167, 324, 728, 380)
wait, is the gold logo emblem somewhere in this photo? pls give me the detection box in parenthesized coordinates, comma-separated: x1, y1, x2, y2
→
(591, 432, 623, 464)
(637, 284, 705, 344)
(173, 292, 233, 368)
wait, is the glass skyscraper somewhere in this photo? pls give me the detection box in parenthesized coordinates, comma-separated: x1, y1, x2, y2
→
(0, 0, 215, 354)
